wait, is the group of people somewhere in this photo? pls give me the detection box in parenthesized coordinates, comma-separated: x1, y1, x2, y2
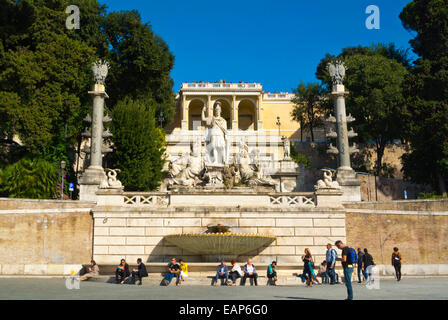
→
(162, 258, 277, 286)
(298, 242, 403, 300)
(213, 259, 278, 286)
(79, 258, 148, 285)
(79, 245, 403, 298)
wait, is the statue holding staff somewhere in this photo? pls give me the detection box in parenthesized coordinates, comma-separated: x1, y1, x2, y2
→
(201, 101, 228, 165)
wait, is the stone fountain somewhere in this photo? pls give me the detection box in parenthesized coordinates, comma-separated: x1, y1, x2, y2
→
(164, 224, 276, 261)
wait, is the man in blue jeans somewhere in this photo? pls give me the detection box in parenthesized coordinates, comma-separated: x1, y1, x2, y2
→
(335, 240, 354, 300)
(214, 261, 229, 286)
(162, 257, 180, 286)
(325, 243, 337, 284)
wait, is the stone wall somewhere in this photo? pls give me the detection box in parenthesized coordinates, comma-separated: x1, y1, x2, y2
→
(0, 198, 95, 274)
(344, 200, 448, 266)
(92, 206, 346, 265)
(357, 175, 431, 201)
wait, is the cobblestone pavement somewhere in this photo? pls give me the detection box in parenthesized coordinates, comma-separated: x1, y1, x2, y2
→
(0, 278, 447, 300)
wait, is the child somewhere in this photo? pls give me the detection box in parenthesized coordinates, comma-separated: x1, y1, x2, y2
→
(178, 259, 189, 284)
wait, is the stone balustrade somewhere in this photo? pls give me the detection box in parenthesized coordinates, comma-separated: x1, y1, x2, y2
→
(181, 82, 262, 90)
(96, 189, 341, 208)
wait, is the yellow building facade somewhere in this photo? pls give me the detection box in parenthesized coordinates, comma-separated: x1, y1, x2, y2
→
(165, 81, 324, 167)
(167, 81, 321, 140)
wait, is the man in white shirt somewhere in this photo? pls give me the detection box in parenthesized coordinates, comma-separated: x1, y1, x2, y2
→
(241, 259, 258, 286)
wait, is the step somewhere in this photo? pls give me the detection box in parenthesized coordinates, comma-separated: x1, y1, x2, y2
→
(86, 275, 343, 286)
(93, 263, 344, 275)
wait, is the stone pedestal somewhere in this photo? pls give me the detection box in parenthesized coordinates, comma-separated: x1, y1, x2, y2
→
(79, 166, 107, 202)
(272, 160, 301, 192)
(96, 188, 124, 206)
(315, 188, 344, 207)
(336, 167, 361, 202)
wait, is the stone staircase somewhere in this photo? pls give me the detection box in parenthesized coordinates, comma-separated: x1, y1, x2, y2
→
(88, 263, 345, 286)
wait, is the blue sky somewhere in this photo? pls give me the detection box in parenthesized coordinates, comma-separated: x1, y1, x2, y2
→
(102, 0, 416, 93)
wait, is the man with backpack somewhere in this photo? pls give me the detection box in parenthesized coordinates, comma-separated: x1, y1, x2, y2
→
(335, 240, 357, 300)
(325, 243, 337, 285)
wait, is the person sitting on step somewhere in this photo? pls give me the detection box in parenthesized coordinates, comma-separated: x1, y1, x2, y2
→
(241, 259, 258, 286)
(229, 260, 242, 286)
(178, 259, 189, 285)
(267, 261, 277, 285)
(79, 260, 99, 281)
(214, 261, 229, 286)
(162, 257, 180, 286)
(115, 259, 130, 284)
(131, 258, 148, 285)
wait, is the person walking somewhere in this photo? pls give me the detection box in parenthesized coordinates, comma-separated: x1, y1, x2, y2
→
(335, 240, 355, 300)
(325, 243, 337, 284)
(302, 248, 319, 287)
(392, 247, 402, 281)
(363, 248, 375, 282)
(357, 248, 367, 283)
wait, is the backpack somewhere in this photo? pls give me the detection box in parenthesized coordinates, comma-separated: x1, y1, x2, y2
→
(347, 247, 358, 265)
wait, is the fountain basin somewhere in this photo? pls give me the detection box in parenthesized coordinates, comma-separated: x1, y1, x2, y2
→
(164, 233, 276, 256)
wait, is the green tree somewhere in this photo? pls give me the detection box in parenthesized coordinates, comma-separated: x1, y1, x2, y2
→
(0, 157, 59, 199)
(0, 0, 96, 157)
(110, 98, 165, 191)
(289, 141, 311, 168)
(343, 54, 408, 176)
(102, 10, 176, 124)
(399, 0, 448, 195)
(315, 44, 409, 176)
(291, 82, 327, 142)
(0, 1, 176, 193)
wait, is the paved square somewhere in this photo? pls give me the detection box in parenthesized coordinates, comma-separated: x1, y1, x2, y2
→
(0, 278, 447, 300)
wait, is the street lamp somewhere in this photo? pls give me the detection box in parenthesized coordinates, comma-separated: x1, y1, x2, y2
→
(60, 160, 66, 200)
(158, 111, 165, 128)
(276, 116, 281, 136)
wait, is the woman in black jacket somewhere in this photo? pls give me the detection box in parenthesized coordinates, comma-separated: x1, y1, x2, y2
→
(116, 259, 130, 284)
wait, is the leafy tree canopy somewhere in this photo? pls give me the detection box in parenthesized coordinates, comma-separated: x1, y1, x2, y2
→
(0, 157, 59, 198)
(110, 98, 165, 191)
(315, 44, 409, 176)
(399, 0, 448, 194)
(0, 0, 175, 195)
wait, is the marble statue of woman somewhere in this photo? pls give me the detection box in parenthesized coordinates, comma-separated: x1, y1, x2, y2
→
(202, 101, 228, 165)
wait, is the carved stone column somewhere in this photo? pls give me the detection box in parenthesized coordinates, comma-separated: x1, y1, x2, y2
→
(79, 60, 110, 202)
(256, 95, 263, 130)
(232, 95, 238, 131)
(328, 61, 361, 201)
(181, 94, 187, 130)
